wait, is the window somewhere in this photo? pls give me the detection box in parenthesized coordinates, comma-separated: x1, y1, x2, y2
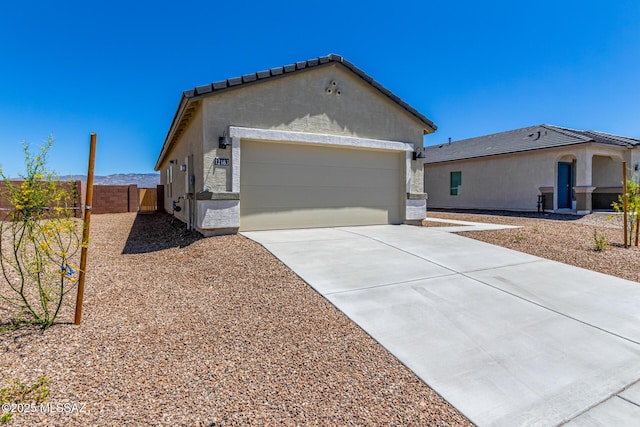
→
(167, 165, 173, 198)
(166, 169, 170, 197)
(450, 171, 461, 196)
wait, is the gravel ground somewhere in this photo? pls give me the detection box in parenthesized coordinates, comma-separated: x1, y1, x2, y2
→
(1, 213, 472, 426)
(427, 209, 640, 283)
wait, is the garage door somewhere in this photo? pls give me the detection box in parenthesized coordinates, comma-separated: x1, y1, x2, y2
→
(240, 139, 403, 231)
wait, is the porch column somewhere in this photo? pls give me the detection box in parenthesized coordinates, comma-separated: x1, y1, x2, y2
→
(573, 150, 593, 214)
(630, 149, 640, 175)
(575, 149, 593, 186)
(574, 186, 596, 214)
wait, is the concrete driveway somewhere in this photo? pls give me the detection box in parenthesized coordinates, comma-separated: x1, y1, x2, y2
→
(242, 225, 640, 426)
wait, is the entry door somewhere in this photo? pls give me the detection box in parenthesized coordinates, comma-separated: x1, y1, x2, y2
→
(557, 162, 573, 209)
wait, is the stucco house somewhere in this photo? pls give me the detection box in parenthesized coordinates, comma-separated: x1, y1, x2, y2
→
(155, 54, 436, 235)
(424, 124, 640, 214)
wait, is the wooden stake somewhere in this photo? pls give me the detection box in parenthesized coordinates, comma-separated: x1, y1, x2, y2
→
(636, 212, 640, 246)
(636, 180, 640, 247)
(74, 133, 96, 325)
(623, 162, 628, 248)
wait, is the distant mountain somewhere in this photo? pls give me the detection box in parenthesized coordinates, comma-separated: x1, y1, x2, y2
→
(64, 173, 160, 188)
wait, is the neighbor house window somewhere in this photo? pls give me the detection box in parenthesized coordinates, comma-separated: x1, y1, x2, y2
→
(450, 171, 461, 196)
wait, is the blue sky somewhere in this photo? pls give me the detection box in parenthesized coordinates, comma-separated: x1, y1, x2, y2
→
(1, 1, 639, 177)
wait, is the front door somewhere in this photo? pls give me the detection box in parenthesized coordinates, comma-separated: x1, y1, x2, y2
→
(557, 162, 573, 209)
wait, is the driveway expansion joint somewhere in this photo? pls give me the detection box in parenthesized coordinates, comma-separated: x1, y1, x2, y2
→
(617, 394, 640, 408)
(340, 228, 640, 346)
(323, 273, 460, 296)
(557, 379, 640, 425)
(339, 228, 460, 273)
(460, 259, 546, 275)
(460, 271, 640, 347)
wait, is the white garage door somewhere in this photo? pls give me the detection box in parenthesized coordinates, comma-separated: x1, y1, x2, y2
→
(240, 139, 404, 231)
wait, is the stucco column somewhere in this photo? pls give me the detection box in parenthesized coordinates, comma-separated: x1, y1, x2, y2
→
(574, 186, 596, 214)
(405, 150, 427, 224)
(231, 136, 241, 192)
(572, 150, 593, 214)
(575, 149, 593, 186)
(630, 148, 640, 176)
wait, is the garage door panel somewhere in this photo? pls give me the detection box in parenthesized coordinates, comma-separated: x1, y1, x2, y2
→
(241, 207, 395, 231)
(241, 162, 400, 188)
(240, 140, 403, 231)
(241, 186, 399, 209)
(242, 140, 397, 169)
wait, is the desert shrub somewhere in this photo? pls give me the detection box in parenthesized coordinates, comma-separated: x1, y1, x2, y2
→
(0, 376, 50, 423)
(0, 137, 82, 329)
(513, 231, 526, 243)
(593, 229, 608, 252)
(611, 176, 640, 247)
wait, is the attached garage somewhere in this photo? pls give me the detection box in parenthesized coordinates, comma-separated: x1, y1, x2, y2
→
(240, 139, 403, 231)
(155, 54, 436, 236)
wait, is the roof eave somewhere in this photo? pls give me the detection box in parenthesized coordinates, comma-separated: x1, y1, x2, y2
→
(331, 56, 437, 133)
(424, 140, 632, 165)
(154, 94, 190, 171)
(176, 54, 437, 134)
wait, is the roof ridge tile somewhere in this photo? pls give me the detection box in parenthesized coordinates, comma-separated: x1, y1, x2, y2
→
(424, 124, 637, 164)
(178, 54, 436, 132)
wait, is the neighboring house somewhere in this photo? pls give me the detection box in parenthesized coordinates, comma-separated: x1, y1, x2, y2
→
(155, 54, 436, 235)
(424, 124, 640, 214)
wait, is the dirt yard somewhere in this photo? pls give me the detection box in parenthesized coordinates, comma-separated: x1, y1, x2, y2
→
(1, 213, 471, 426)
(426, 210, 640, 283)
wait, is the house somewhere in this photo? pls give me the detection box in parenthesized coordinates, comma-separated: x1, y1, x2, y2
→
(423, 124, 640, 214)
(155, 54, 436, 235)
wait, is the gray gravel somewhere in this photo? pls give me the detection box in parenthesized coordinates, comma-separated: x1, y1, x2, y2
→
(1, 213, 472, 426)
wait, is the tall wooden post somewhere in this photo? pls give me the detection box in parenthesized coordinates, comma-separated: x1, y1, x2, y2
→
(622, 162, 628, 248)
(636, 177, 640, 247)
(636, 212, 640, 246)
(74, 133, 96, 325)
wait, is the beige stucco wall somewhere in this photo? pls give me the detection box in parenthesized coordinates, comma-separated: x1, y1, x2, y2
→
(593, 155, 624, 187)
(631, 147, 640, 174)
(425, 150, 555, 211)
(158, 105, 204, 220)
(424, 144, 629, 211)
(200, 63, 427, 194)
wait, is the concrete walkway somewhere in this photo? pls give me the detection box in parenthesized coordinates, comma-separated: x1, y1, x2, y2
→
(242, 224, 640, 426)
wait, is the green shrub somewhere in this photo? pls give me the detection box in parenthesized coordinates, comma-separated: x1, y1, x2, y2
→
(513, 232, 526, 243)
(0, 137, 82, 329)
(593, 229, 608, 252)
(611, 175, 640, 247)
(0, 376, 50, 423)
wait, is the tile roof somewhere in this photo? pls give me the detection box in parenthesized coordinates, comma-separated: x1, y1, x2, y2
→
(182, 53, 436, 133)
(424, 124, 640, 164)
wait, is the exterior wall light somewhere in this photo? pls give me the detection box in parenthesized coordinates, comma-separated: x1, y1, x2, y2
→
(413, 148, 426, 160)
(219, 132, 231, 149)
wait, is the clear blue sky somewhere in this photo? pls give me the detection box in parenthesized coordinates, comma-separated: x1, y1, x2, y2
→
(1, 1, 639, 177)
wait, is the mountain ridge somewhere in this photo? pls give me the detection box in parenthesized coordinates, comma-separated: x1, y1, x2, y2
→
(63, 173, 160, 188)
